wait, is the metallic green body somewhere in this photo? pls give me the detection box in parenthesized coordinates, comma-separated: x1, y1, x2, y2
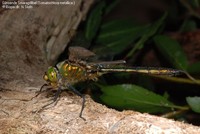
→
(41, 47, 183, 119)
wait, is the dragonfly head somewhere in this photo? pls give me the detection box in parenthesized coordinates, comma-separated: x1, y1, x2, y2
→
(43, 66, 59, 88)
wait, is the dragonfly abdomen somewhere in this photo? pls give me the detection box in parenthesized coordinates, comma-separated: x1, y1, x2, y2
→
(99, 67, 182, 76)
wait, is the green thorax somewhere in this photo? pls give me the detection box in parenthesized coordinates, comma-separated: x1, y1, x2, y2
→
(56, 60, 98, 84)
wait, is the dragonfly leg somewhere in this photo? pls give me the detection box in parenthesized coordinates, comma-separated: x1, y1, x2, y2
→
(30, 84, 49, 101)
(53, 87, 62, 102)
(35, 83, 49, 97)
(37, 88, 62, 112)
(68, 85, 86, 121)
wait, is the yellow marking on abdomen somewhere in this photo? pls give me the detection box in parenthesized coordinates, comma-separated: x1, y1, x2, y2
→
(99, 68, 180, 76)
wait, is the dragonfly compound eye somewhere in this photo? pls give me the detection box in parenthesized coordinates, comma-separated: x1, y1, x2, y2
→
(43, 73, 49, 81)
(47, 67, 58, 83)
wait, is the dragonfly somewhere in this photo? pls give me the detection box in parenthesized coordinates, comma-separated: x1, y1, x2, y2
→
(40, 46, 184, 120)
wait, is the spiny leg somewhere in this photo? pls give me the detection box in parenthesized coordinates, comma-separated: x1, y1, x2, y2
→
(35, 84, 49, 97)
(68, 84, 86, 121)
(30, 84, 49, 100)
(37, 87, 62, 112)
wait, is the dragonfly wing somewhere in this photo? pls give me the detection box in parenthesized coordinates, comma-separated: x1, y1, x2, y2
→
(68, 46, 96, 61)
(86, 60, 126, 71)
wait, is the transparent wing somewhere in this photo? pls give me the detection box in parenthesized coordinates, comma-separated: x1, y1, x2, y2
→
(68, 46, 96, 61)
(85, 60, 126, 72)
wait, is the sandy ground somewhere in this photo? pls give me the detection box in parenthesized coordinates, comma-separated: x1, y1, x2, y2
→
(1, 86, 200, 134)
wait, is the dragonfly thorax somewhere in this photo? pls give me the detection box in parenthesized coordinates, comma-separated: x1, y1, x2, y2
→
(56, 60, 99, 84)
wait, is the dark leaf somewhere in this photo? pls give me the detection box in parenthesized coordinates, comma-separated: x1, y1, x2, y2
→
(85, 1, 106, 41)
(179, 19, 197, 32)
(187, 62, 200, 74)
(94, 20, 148, 54)
(154, 35, 188, 70)
(186, 97, 200, 113)
(104, 0, 121, 14)
(99, 84, 184, 113)
(126, 12, 167, 58)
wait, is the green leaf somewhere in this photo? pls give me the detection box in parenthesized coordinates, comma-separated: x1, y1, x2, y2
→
(187, 62, 200, 74)
(126, 12, 167, 58)
(104, 0, 120, 14)
(94, 20, 148, 54)
(154, 35, 188, 70)
(99, 84, 184, 113)
(186, 96, 200, 113)
(96, 20, 145, 43)
(85, 1, 106, 41)
(189, 0, 200, 8)
(179, 19, 197, 32)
